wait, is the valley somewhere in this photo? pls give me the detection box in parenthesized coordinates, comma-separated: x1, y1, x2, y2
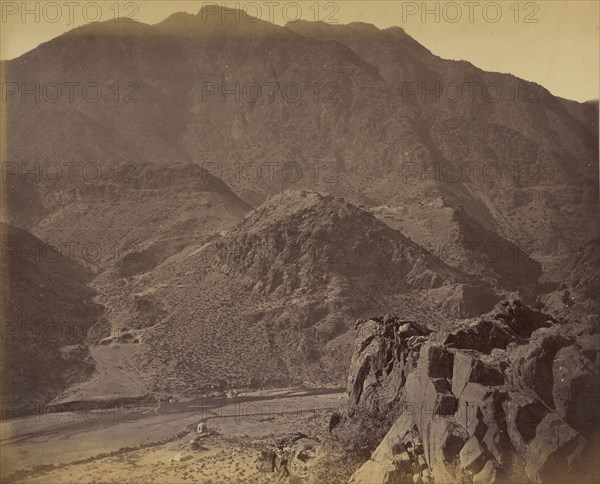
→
(1, 4, 598, 483)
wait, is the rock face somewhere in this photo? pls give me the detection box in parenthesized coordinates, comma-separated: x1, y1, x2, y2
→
(347, 316, 432, 416)
(343, 300, 599, 483)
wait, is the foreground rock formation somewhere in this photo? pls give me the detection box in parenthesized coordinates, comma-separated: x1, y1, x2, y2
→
(335, 300, 599, 483)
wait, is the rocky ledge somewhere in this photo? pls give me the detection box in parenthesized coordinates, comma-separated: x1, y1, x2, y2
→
(334, 300, 599, 483)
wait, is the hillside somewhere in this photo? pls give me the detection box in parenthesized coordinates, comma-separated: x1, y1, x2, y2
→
(1, 7, 597, 406)
(0, 223, 102, 407)
(58, 191, 469, 401)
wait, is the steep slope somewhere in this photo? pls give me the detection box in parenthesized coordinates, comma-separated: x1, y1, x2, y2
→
(286, 20, 599, 279)
(214, 191, 456, 295)
(371, 198, 542, 291)
(66, 192, 466, 398)
(0, 223, 102, 407)
(5, 8, 596, 283)
(2, 18, 250, 276)
(26, 162, 248, 273)
(539, 238, 600, 319)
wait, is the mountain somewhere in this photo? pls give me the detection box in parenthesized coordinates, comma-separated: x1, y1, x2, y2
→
(58, 191, 467, 401)
(1, 7, 598, 405)
(284, 20, 599, 275)
(371, 198, 542, 291)
(5, 9, 597, 277)
(0, 223, 101, 407)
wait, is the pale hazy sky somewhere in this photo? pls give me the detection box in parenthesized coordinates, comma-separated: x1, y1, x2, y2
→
(1, 1, 598, 102)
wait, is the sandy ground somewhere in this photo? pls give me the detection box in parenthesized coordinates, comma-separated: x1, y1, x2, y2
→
(54, 344, 149, 403)
(1, 389, 346, 483)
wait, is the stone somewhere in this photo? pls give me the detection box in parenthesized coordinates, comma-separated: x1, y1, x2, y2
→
(473, 460, 499, 484)
(348, 317, 432, 414)
(342, 302, 599, 484)
(459, 436, 486, 473)
(505, 394, 547, 451)
(552, 344, 600, 439)
(393, 451, 412, 473)
(418, 343, 454, 378)
(455, 383, 502, 431)
(421, 417, 468, 483)
(467, 418, 488, 441)
(349, 413, 417, 483)
(525, 413, 586, 483)
(481, 423, 506, 464)
(452, 351, 504, 398)
(441, 319, 515, 353)
(508, 327, 570, 408)
(170, 453, 192, 463)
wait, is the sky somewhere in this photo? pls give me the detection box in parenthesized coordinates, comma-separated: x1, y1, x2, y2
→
(1, 0, 598, 102)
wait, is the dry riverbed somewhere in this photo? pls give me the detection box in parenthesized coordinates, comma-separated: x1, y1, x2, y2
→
(1, 388, 347, 483)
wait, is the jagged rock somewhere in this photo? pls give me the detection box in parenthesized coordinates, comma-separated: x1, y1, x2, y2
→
(425, 417, 469, 482)
(403, 373, 457, 428)
(525, 413, 586, 482)
(441, 319, 515, 353)
(340, 301, 599, 484)
(552, 344, 600, 439)
(505, 393, 548, 453)
(441, 299, 555, 354)
(349, 413, 417, 484)
(418, 343, 454, 378)
(492, 300, 555, 339)
(467, 417, 488, 441)
(508, 327, 570, 408)
(455, 383, 504, 431)
(481, 423, 506, 465)
(459, 435, 487, 473)
(451, 351, 504, 398)
(473, 460, 499, 484)
(348, 317, 432, 414)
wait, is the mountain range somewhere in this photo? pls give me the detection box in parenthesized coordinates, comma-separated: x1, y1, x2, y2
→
(1, 6, 598, 407)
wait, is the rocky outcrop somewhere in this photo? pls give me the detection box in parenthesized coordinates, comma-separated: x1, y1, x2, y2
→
(347, 316, 432, 416)
(341, 300, 599, 483)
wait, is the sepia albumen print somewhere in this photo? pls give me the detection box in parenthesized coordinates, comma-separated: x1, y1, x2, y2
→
(1, 1, 598, 483)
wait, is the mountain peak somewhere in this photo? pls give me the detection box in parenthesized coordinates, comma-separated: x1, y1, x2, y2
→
(157, 6, 287, 37)
(286, 19, 381, 36)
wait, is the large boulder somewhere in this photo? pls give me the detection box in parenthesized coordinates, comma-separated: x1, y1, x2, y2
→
(348, 316, 431, 415)
(525, 414, 588, 483)
(349, 413, 429, 484)
(552, 338, 600, 439)
(340, 301, 599, 484)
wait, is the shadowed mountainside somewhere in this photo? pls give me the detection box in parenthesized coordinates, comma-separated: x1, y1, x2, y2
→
(1, 7, 597, 405)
